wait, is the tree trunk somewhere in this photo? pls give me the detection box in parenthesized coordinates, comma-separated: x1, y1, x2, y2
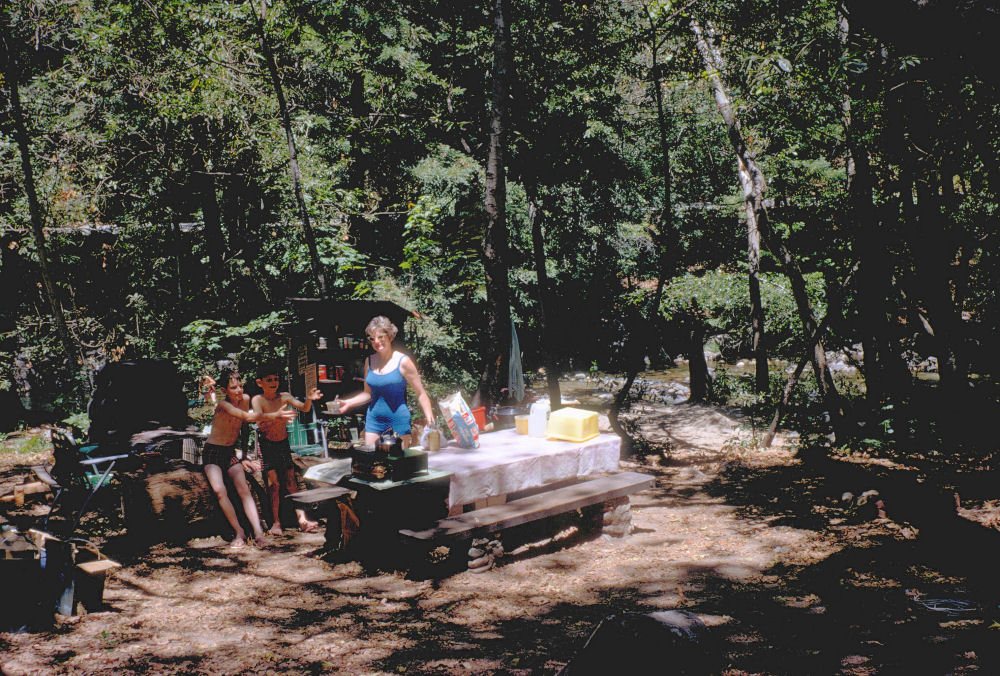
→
(475, 0, 513, 407)
(685, 303, 711, 403)
(742, 161, 768, 393)
(692, 19, 767, 392)
(764, 349, 808, 448)
(608, 370, 638, 457)
(347, 72, 374, 255)
(648, 32, 680, 353)
(840, 11, 909, 405)
(691, 17, 846, 443)
(254, 0, 328, 298)
(190, 144, 227, 295)
(765, 261, 859, 446)
(609, 12, 682, 453)
(169, 212, 183, 301)
(912, 173, 965, 392)
(3, 31, 78, 364)
(221, 175, 269, 306)
(525, 182, 561, 409)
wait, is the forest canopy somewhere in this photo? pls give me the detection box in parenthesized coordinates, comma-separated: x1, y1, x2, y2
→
(2, 0, 998, 452)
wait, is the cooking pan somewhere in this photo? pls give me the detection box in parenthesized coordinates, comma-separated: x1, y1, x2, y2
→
(492, 405, 526, 430)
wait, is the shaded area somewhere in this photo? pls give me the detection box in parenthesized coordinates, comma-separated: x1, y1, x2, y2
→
(4, 403, 1000, 674)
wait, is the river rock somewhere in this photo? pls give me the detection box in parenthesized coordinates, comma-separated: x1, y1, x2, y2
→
(468, 554, 492, 569)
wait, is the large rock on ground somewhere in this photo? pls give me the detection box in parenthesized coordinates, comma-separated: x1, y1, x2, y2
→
(557, 609, 718, 675)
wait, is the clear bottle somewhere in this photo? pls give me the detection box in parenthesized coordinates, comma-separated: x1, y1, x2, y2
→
(528, 401, 550, 437)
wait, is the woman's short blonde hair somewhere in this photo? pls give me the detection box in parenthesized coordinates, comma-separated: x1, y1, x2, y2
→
(365, 315, 398, 340)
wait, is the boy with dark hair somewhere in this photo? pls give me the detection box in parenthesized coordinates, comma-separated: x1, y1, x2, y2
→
(252, 364, 322, 535)
(204, 367, 295, 548)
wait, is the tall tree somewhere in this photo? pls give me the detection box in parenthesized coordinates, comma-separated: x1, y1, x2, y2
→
(476, 0, 513, 406)
(189, 127, 227, 296)
(1, 9, 78, 364)
(692, 18, 767, 392)
(838, 8, 910, 405)
(525, 181, 561, 408)
(252, 0, 328, 298)
(691, 15, 846, 442)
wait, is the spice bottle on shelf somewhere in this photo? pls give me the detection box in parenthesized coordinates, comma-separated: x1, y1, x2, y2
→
(318, 364, 327, 380)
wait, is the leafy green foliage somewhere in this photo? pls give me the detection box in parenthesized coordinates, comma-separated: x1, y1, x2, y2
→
(662, 269, 826, 359)
(176, 311, 287, 384)
(1, 0, 997, 451)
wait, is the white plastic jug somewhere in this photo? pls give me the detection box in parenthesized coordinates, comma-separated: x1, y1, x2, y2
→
(528, 401, 550, 437)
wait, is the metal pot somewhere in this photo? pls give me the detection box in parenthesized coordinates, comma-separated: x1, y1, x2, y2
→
(375, 427, 403, 459)
(492, 405, 525, 431)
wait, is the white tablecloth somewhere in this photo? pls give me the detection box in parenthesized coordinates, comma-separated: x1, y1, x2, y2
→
(426, 429, 621, 508)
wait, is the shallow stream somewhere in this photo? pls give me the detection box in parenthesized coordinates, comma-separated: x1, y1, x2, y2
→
(526, 357, 868, 410)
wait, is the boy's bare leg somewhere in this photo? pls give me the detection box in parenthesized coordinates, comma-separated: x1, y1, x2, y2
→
(204, 463, 246, 547)
(265, 468, 283, 535)
(229, 463, 268, 547)
(285, 467, 318, 532)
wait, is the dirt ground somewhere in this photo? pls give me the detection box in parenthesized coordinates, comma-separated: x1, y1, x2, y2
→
(3, 400, 1000, 675)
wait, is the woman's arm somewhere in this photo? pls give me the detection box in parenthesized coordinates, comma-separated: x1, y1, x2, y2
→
(400, 356, 435, 425)
(336, 359, 373, 413)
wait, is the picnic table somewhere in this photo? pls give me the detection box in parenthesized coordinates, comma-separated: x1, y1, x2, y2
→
(426, 429, 622, 513)
(292, 429, 652, 572)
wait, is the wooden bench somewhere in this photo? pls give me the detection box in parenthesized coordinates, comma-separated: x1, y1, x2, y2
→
(288, 485, 354, 509)
(288, 486, 356, 550)
(399, 471, 653, 571)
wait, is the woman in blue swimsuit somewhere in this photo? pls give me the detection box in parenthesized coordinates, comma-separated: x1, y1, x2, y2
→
(334, 316, 435, 448)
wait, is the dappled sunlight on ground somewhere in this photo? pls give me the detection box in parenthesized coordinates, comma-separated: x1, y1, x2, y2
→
(4, 398, 1000, 674)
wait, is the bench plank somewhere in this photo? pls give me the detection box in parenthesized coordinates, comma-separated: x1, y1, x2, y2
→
(77, 559, 121, 577)
(400, 471, 653, 542)
(288, 486, 354, 508)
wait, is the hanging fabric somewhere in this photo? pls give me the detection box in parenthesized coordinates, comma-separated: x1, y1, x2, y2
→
(508, 318, 525, 402)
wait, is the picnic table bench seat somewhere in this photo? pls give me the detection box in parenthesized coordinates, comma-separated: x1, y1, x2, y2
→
(288, 485, 357, 550)
(288, 485, 354, 509)
(399, 471, 653, 571)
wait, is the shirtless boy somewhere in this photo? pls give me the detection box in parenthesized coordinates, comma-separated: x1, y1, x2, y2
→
(204, 367, 295, 548)
(252, 364, 322, 535)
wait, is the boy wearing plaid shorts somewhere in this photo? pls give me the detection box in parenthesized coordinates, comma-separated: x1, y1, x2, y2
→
(252, 364, 323, 535)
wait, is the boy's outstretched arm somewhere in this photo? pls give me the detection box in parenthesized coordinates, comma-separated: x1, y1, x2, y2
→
(216, 399, 258, 422)
(237, 401, 296, 423)
(249, 394, 273, 418)
(284, 387, 323, 412)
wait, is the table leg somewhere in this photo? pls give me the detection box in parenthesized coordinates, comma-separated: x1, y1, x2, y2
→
(348, 478, 450, 567)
